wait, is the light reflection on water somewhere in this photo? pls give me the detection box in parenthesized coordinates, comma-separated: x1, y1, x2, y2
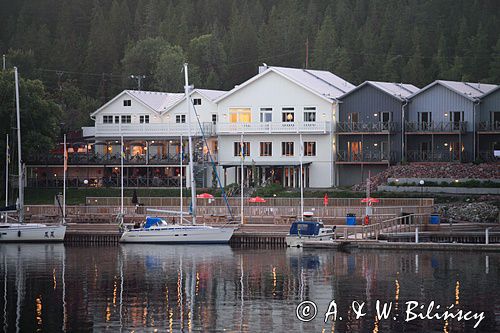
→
(0, 244, 498, 332)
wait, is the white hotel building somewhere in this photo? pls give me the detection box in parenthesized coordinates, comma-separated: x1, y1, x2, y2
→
(27, 66, 355, 189)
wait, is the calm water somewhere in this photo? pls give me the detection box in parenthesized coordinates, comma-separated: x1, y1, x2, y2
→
(0, 244, 498, 332)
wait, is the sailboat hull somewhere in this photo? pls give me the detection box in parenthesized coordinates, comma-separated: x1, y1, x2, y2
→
(119, 225, 234, 244)
(0, 224, 66, 242)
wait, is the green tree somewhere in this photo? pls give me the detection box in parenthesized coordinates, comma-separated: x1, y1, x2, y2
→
(188, 34, 227, 88)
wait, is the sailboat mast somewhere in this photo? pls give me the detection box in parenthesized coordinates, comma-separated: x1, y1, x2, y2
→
(240, 134, 244, 225)
(183, 63, 196, 225)
(63, 134, 67, 224)
(4, 134, 8, 220)
(180, 135, 183, 224)
(299, 133, 304, 218)
(14, 67, 23, 223)
(120, 132, 124, 224)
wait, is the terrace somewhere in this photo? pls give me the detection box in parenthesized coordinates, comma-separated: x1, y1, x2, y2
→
(216, 121, 332, 134)
(335, 121, 398, 134)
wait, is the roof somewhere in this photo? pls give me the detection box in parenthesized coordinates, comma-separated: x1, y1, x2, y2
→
(221, 161, 312, 167)
(339, 81, 419, 101)
(214, 66, 355, 103)
(409, 80, 498, 101)
(162, 88, 228, 113)
(91, 90, 184, 117)
(479, 84, 500, 99)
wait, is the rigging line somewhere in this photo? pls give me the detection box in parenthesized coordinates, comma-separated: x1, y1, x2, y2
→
(37, 68, 128, 79)
(190, 100, 235, 222)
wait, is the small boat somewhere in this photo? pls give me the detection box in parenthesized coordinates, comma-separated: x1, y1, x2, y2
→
(0, 68, 66, 242)
(119, 217, 234, 243)
(285, 213, 335, 248)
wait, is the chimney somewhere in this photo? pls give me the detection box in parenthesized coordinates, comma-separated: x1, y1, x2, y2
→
(258, 64, 268, 74)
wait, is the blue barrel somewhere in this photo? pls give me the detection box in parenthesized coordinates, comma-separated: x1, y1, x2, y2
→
(346, 213, 356, 225)
(430, 214, 440, 224)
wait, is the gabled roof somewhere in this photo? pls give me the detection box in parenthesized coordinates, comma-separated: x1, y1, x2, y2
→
(214, 66, 355, 103)
(408, 80, 498, 101)
(91, 90, 184, 117)
(162, 88, 227, 113)
(479, 84, 500, 99)
(339, 81, 419, 101)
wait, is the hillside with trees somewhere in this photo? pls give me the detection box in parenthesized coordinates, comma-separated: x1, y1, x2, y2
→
(0, 0, 498, 142)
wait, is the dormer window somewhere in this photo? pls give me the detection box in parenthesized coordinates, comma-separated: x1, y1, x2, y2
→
(193, 98, 201, 105)
(123, 100, 131, 107)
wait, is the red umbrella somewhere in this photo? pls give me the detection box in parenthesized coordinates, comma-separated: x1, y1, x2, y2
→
(197, 193, 214, 199)
(249, 196, 266, 203)
(361, 197, 380, 205)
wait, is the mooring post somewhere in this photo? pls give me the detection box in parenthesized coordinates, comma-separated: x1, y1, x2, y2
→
(415, 227, 419, 244)
(485, 228, 490, 245)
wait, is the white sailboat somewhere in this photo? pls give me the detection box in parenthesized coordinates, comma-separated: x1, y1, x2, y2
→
(0, 67, 66, 242)
(119, 63, 234, 244)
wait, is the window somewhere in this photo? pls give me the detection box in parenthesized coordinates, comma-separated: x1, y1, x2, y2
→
(260, 142, 272, 156)
(304, 112, 316, 122)
(123, 100, 131, 107)
(193, 98, 202, 105)
(282, 108, 295, 122)
(229, 108, 251, 123)
(140, 115, 149, 124)
(282, 142, 294, 156)
(176, 114, 186, 123)
(211, 114, 217, 125)
(347, 112, 359, 123)
(259, 108, 273, 122)
(114, 115, 120, 124)
(304, 142, 316, 156)
(103, 115, 113, 124)
(234, 142, 250, 157)
(121, 115, 131, 123)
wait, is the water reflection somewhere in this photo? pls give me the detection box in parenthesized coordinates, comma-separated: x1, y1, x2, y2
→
(0, 244, 498, 332)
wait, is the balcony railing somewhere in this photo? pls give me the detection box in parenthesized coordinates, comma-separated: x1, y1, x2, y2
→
(336, 150, 395, 163)
(27, 176, 186, 188)
(94, 122, 215, 138)
(406, 150, 468, 162)
(216, 121, 332, 134)
(477, 121, 500, 132)
(25, 152, 215, 165)
(405, 121, 467, 133)
(336, 122, 397, 133)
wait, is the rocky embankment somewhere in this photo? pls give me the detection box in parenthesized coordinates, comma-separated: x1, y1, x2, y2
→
(435, 201, 499, 223)
(353, 163, 500, 192)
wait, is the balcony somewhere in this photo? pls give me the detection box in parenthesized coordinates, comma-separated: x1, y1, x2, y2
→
(406, 150, 468, 162)
(336, 122, 398, 134)
(216, 121, 332, 134)
(478, 151, 500, 162)
(336, 151, 395, 163)
(477, 121, 500, 133)
(405, 121, 467, 134)
(94, 122, 215, 138)
(25, 151, 215, 166)
(27, 176, 186, 188)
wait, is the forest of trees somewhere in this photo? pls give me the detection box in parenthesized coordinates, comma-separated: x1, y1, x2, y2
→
(0, 0, 499, 141)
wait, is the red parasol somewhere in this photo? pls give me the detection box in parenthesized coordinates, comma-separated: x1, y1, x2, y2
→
(196, 193, 214, 199)
(361, 197, 380, 205)
(249, 196, 266, 203)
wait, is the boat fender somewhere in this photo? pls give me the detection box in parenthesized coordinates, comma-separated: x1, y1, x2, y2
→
(18, 230, 21, 237)
(364, 215, 370, 225)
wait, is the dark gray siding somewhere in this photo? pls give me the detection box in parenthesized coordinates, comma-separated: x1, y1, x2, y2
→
(480, 89, 500, 122)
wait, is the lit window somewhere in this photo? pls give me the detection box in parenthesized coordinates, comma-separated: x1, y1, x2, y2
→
(282, 142, 294, 156)
(121, 115, 131, 123)
(123, 100, 131, 107)
(140, 115, 149, 123)
(260, 142, 272, 156)
(193, 98, 202, 105)
(103, 115, 113, 124)
(229, 108, 251, 123)
(304, 142, 316, 156)
(176, 115, 186, 123)
(282, 108, 295, 122)
(234, 142, 250, 157)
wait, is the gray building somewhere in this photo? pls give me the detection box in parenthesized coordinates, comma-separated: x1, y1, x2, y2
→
(336, 81, 419, 186)
(478, 86, 500, 161)
(406, 80, 497, 163)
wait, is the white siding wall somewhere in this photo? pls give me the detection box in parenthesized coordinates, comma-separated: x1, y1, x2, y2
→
(164, 91, 218, 124)
(95, 93, 161, 124)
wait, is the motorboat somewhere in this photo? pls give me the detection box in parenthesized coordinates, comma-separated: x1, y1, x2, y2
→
(285, 214, 335, 248)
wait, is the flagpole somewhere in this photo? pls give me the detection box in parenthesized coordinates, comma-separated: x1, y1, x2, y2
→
(4, 134, 8, 221)
(240, 133, 244, 225)
(180, 135, 183, 224)
(63, 134, 66, 224)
